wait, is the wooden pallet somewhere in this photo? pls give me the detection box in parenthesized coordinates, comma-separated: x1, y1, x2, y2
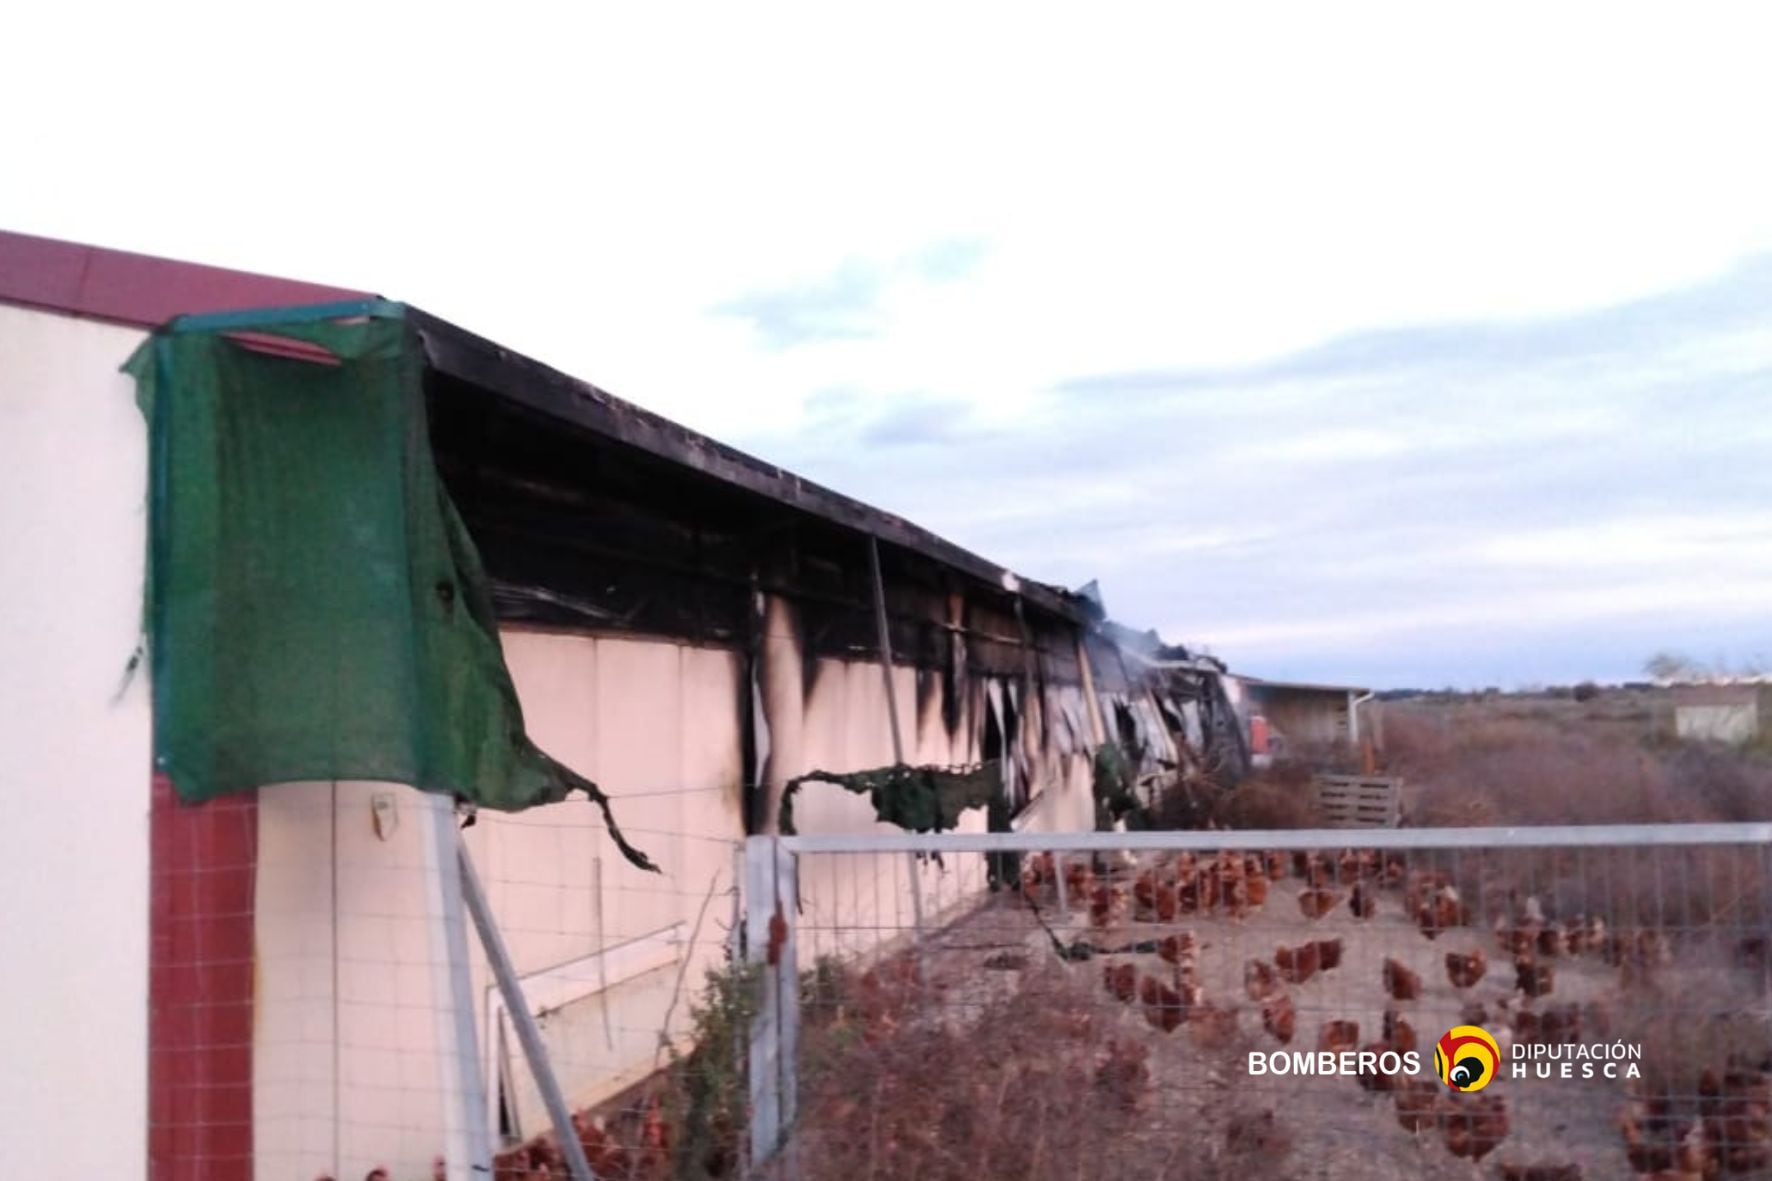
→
(1314, 773, 1402, 828)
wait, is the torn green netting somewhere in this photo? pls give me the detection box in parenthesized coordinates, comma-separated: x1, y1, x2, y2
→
(778, 762, 1001, 836)
(1092, 741, 1146, 831)
(124, 311, 657, 872)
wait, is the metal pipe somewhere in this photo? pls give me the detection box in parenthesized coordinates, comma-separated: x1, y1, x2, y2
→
(780, 821, 1772, 856)
(458, 834, 597, 1181)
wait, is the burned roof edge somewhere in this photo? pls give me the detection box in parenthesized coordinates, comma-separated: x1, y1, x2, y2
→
(406, 306, 1085, 623)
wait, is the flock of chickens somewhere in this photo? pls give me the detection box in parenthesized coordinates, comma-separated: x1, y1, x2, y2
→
(1016, 845, 1771, 1179)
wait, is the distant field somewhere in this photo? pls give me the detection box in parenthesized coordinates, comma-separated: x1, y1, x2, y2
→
(1374, 689, 1772, 828)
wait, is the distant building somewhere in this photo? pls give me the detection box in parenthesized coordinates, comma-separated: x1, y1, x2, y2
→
(1225, 675, 1373, 762)
(1673, 684, 1764, 746)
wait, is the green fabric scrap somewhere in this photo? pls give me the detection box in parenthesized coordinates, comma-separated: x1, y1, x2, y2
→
(778, 762, 1001, 836)
(1092, 741, 1145, 831)
(124, 312, 657, 872)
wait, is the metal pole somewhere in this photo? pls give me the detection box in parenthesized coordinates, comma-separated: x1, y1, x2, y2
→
(866, 536, 926, 952)
(424, 797, 492, 1180)
(457, 833, 598, 1181)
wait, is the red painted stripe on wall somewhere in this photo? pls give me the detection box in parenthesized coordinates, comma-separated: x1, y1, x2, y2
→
(148, 773, 259, 1181)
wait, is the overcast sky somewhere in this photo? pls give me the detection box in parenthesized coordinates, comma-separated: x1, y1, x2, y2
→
(7, 4, 1772, 687)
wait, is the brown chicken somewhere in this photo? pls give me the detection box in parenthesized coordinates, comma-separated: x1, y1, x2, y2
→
(1154, 881, 1180, 923)
(1140, 973, 1187, 1032)
(1244, 872, 1269, 908)
(1298, 886, 1342, 920)
(1103, 961, 1138, 1004)
(1383, 1006, 1418, 1055)
(1133, 869, 1158, 916)
(1699, 1060, 1772, 1172)
(1276, 940, 1321, 985)
(1245, 957, 1283, 1003)
(1089, 882, 1122, 927)
(1314, 936, 1345, 972)
(1356, 1041, 1401, 1092)
(1446, 948, 1488, 989)
(1350, 880, 1378, 919)
(1064, 859, 1092, 899)
(1443, 1093, 1510, 1162)
(1515, 955, 1554, 998)
(1395, 1078, 1443, 1133)
(1317, 1019, 1360, 1055)
(1158, 931, 1198, 967)
(1383, 957, 1422, 1001)
(1261, 993, 1297, 1044)
(1415, 885, 1466, 940)
(1265, 851, 1289, 880)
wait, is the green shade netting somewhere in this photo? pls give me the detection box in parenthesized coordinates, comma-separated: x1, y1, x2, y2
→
(777, 762, 1001, 836)
(124, 312, 657, 872)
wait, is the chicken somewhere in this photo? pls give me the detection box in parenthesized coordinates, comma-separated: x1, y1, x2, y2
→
(1158, 931, 1197, 967)
(1245, 957, 1283, 1003)
(1415, 884, 1465, 940)
(1356, 1041, 1400, 1092)
(1382, 1007, 1418, 1055)
(1497, 1164, 1582, 1181)
(1154, 881, 1180, 923)
(573, 1113, 630, 1179)
(1383, 957, 1422, 1001)
(1265, 851, 1289, 880)
(1103, 961, 1138, 1004)
(1261, 993, 1297, 1044)
(1350, 880, 1378, 919)
(1382, 855, 1407, 887)
(1395, 1078, 1443, 1133)
(1063, 858, 1092, 899)
(1700, 1059, 1772, 1172)
(1314, 937, 1345, 972)
(1244, 872, 1269, 908)
(1317, 1019, 1360, 1055)
(1515, 954, 1555, 998)
(1276, 940, 1320, 985)
(1088, 882, 1123, 927)
(1675, 1119, 1718, 1179)
(1298, 886, 1342, 920)
(1140, 973, 1187, 1032)
(1443, 1094, 1510, 1162)
(1133, 869, 1158, 916)
(1445, 948, 1487, 989)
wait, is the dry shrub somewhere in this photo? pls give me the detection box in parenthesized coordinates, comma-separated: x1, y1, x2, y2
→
(1383, 706, 1772, 827)
(1208, 763, 1322, 830)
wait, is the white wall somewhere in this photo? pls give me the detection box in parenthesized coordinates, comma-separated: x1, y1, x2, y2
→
(251, 631, 747, 1179)
(1675, 703, 1758, 745)
(0, 305, 153, 1181)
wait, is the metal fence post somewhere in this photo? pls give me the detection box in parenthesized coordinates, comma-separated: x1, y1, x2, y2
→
(458, 833, 598, 1181)
(746, 834, 799, 1165)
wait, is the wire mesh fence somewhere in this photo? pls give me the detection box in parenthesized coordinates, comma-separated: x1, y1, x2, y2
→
(150, 797, 1772, 1180)
(766, 827, 1772, 1181)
